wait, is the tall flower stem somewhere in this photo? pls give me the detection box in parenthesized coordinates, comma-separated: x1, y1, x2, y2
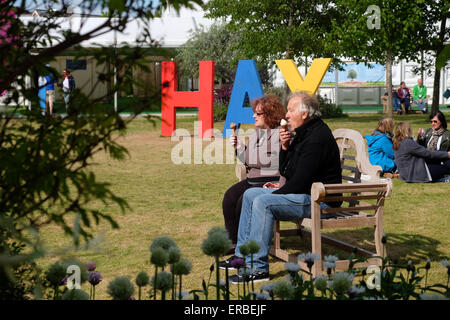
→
(179, 275, 183, 300)
(225, 266, 230, 300)
(154, 267, 158, 300)
(171, 271, 175, 300)
(215, 256, 220, 300)
(250, 254, 255, 296)
(92, 285, 96, 300)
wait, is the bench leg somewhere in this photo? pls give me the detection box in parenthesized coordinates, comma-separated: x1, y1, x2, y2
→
(311, 201, 322, 277)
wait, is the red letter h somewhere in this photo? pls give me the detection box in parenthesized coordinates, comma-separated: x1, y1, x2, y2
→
(161, 61, 214, 137)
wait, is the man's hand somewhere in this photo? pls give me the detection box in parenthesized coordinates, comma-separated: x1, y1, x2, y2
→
(263, 182, 280, 189)
(280, 127, 292, 150)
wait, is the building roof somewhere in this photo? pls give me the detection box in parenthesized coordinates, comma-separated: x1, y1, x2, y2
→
(19, 5, 216, 49)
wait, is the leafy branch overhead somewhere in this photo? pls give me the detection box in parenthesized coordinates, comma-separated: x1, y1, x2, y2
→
(0, 0, 203, 299)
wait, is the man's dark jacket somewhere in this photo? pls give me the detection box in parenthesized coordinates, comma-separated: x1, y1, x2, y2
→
(273, 118, 342, 207)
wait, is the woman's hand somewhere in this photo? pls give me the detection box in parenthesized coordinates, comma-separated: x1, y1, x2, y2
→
(417, 128, 423, 137)
(230, 136, 244, 150)
(280, 127, 292, 150)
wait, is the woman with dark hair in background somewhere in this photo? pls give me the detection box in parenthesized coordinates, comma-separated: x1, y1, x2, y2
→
(417, 110, 450, 151)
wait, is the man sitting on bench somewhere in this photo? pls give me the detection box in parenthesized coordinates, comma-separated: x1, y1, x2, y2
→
(226, 91, 342, 284)
(413, 78, 428, 114)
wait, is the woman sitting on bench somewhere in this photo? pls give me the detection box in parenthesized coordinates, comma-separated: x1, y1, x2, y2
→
(221, 94, 285, 256)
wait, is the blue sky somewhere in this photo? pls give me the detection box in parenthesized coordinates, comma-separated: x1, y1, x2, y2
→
(322, 62, 386, 83)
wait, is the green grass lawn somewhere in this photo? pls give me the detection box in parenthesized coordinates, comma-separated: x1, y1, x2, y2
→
(37, 113, 449, 300)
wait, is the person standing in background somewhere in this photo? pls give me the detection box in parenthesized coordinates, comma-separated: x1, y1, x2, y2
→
(44, 65, 56, 115)
(61, 69, 75, 111)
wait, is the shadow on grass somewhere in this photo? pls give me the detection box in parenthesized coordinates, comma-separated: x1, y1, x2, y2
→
(270, 227, 443, 266)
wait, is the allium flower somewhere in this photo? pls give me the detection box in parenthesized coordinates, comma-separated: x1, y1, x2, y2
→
(201, 230, 232, 257)
(85, 261, 96, 272)
(441, 259, 449, 268)
(107, 277, 135, 300)
(272, 279, 294, 300)
(89, 271, 103, 286)
(348, 285, 365, 299)
(425, 258, 431, 270)
(314, 275, 328, 292)
(231, 257, 244, 270)
(247, 240, 260, 255)
(298, 252, 320, 269)
(381, 233, 387, 244)
(255, 292, 270, 300)
(171, 257, 192, 276)
(61, 289, 90, 300)
(331, 272, 354, 296)
(324, 255, 339, 263)
(45, 262, 67, 287)
(285, 272, 303, 283)
(135, 271, 150, 287)
(285, 262, 301, 273)
(238, 243, 250, 256)
(260, 283, 274, 294)
(150, 236, 178, 253)
(61, 259, 88, 284)
(406, 260, 415, 273)
(168, 247, 181, 264)
(152, 271, 173, 292)
(150, 247, 169, 268)
(207, 226, 229, 238)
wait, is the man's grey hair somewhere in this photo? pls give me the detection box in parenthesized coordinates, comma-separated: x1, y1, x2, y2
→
(288, 91, 322, 119)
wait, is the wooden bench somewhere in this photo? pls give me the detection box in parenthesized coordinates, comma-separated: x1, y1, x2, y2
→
(269, 128, 392, 276)
(410, 95, 430, 114)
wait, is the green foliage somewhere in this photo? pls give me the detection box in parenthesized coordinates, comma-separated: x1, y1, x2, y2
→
(0, 0, 204, 300)
(205, 0, 339, 65)
(61, 288, 90, 300)
(175, 23, 243, 83)
(347, 69, 357, 81)
(317, 95, 347, 119)
(107, 276, 135, 300)
(436, 44, 450, 70)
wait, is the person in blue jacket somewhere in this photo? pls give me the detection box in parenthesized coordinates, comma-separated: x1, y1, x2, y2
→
(365, 117, 396, 174)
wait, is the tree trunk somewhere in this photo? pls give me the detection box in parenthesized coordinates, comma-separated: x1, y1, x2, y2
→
(385, 50, 393, 116)
(431, 67, 441, 114)
(431, 17, 447, 113)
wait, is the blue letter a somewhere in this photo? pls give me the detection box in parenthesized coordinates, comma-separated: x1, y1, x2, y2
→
(223, 60, 264, 137)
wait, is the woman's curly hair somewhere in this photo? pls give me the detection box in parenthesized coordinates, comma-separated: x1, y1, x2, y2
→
(251, 94, 286, 129)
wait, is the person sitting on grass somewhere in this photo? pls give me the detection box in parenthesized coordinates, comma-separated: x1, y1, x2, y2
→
(417, 110, 450, 152)
(221, 92, 342, 284)
(221, 94, 284, 258)
(393, 122, 450, 183)
(365, 116, 397, 177)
